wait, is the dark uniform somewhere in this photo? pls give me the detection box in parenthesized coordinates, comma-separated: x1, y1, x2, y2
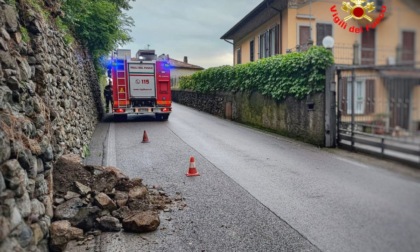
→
(104, 83, 113, 113)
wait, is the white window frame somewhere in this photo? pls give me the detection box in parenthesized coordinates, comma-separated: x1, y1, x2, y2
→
(347, 78, 366, 114)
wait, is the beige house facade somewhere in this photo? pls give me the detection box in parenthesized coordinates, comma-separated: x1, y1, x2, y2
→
(222, 0, 420, 133)
(221, 0, 420, 66)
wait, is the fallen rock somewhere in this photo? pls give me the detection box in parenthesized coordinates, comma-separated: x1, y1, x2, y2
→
(54, 198, 83, 220)
(70, 206, 100, 231)
(50, 220, 83, 252)
(128, 199, 151, 212)
(52, 155, 172, 241)
(114, 191, 128, 207)
(111, 206, 132, 221)
(91, 167, 120, 193)
(74, 181, 91, 196)
(104, 166, 128, 181)
(64, 191, 80, 200)
(94, 192, 117, 211)
(128, 186, 148, 200)
(53, 155, 91, 194)
(97, 216, 122, 232)
(122, 211, 160, 233)
(115, 177, 143, 192)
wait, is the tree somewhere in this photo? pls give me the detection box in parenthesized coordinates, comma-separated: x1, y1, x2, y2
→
(61, 0, 135, 70)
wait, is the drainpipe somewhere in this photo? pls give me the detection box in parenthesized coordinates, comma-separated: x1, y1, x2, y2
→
(223, 39, 235, 65)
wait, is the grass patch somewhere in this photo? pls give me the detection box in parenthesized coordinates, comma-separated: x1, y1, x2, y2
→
(5, 0, 16, 6)
(82, 145, 90, 158)
(55, 17, 75, 45)
(20, 26, 30, 43)
(99, 75, 108, 108)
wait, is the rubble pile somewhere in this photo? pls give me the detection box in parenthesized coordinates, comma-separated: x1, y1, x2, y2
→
(50, 155, 171, 251)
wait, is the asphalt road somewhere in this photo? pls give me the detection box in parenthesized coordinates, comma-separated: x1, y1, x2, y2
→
(84, 102, 420, 252)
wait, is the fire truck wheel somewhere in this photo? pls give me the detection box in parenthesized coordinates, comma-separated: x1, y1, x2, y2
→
(156, 114, 169, 121)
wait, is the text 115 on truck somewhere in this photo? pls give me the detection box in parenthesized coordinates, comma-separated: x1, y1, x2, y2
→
(108, 49, 172, 121)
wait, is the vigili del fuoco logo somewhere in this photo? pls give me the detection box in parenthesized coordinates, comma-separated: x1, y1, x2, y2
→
(330, 0, 387, 33)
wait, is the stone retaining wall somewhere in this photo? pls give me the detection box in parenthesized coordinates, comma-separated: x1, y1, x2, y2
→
(0, 1, 102, 251)
(172, 90, 325, 146)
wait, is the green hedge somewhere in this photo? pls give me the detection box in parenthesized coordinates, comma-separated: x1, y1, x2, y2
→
(179, 46, 334, 101)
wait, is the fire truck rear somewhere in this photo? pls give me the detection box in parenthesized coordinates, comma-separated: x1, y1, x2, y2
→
(108, 49, 172, 121)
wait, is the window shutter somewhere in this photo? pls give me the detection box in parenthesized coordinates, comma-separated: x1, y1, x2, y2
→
(316, 24, 324, 46)
(265, 31, 270, 57)
(316, 24, 332, 46)
(365, 79, 375, 114)
(326, 24, 332, 39)
(402, 31, 415, 63)
(275, 25, 280, 54)
(341, 77, 348, 115)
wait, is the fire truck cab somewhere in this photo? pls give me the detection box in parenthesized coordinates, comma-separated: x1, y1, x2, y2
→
(108, 49, 172, 121)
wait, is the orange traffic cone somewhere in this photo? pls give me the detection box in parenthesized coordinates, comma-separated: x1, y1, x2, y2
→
(186, 156, 200, 177)
(142, 130, 150, 143)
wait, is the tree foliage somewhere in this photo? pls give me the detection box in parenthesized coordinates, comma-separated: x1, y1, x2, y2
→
(179, 47, 334, 101)
(60, 0, 135, 68)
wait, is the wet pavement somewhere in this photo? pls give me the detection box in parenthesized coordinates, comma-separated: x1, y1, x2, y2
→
(78, 102, 420, 252)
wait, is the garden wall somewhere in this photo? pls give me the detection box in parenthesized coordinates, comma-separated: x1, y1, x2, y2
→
(172, 90, 325, 146)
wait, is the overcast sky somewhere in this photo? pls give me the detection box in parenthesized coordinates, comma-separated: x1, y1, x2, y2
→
(123, 0, 263, 69)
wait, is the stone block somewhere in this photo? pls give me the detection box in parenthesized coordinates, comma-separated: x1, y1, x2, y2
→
(0, 170, 6, 192)
(0, 216, 11, 241)
(122, 211, 160, 233)
(31, 198, 46, 217)
(63, 191, 80, 200)
(11, 222, 33, 248)
(54, 197, 83, 220)
(114, 191, 128, 207)
(69, 206, 100, 231)
(128, 186, 148, 200)
(94, 192, 117, 211)
(16, 191, 31, 218)
(0, 237, 23, 252)
(3, 5, 18, 32)
(50, 220, 83, 252)
(31, 223, 44, 245)
(0, 131, 11, 164)
(35, 174, 48, 197)
(74, 181, 91, 196)
(41, 195, 54, 218)
(97, 216, 122, 232)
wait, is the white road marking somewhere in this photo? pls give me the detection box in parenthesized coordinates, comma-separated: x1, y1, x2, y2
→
(106, 123, 117, 167)
(334, 156, 369, 168)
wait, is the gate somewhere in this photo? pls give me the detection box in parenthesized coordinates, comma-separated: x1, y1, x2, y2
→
(335, 65, 420, 166)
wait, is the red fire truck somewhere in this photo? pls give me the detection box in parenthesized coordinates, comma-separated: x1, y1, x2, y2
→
(108, 49, 172, 121)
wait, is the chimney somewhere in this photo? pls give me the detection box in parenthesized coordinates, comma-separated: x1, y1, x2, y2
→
(183, 56, 188, 63)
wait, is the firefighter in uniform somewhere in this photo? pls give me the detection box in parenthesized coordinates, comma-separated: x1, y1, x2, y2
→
(104, 80, 113, 113)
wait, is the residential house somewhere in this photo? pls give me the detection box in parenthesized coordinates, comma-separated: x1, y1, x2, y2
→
(159, 55, 204, 87)
(221, 0, 420, 133)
